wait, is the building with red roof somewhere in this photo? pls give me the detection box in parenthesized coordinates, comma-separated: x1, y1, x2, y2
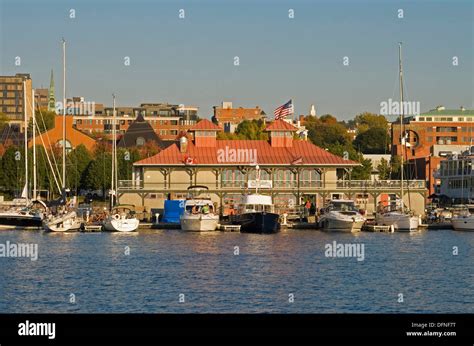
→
(118, 119, 362, 215)
(213, 101, 266, 133)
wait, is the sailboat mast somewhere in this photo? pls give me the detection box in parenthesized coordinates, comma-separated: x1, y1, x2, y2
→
(23, 81, 29, 205)
(32, 89, 37, 200)
(111, 94, 116, 209)
(398, 42, 404, 210)
(62, 38, 66, 191)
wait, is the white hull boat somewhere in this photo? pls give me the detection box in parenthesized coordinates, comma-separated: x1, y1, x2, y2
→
(180, 213, 219, 232)
(376, 212, 419, 232)
(451, 215, 474, 231)
(44, 211, 81, 232)
(103, 216, 140, 232)
(319, 200, 365, 232)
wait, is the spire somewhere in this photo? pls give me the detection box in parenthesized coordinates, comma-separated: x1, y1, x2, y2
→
(310, 104, 316, 117)
(48, 69, 56, 112)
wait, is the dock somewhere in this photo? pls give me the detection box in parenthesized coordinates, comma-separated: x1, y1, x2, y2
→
(81, 224, 103, 232)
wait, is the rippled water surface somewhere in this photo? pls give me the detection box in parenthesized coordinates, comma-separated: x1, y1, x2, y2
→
(0, 229, 473, 313)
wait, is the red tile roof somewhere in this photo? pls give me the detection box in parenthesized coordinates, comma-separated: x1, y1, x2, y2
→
(265, 120, 298, 131)
(191, 119, 222, 131)
(134, 139, 359, 166)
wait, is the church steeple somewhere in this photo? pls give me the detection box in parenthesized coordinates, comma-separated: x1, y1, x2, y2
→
(48, 69, 56, 112)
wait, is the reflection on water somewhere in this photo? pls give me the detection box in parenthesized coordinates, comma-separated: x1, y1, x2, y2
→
(0, 229, 472, 313)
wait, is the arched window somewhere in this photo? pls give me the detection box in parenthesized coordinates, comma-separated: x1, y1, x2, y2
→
(56, 139, 72, 153)
(136, 137, 145, 146)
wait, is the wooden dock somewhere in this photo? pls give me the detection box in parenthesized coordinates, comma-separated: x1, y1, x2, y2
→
(82, 224, 103, 232)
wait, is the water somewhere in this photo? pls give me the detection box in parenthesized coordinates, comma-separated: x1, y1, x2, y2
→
(0, 229, 473, 313)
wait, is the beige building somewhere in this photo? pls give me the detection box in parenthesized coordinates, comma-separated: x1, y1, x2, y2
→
(0, 73, 33, 129)
(117, 119, 427, 216)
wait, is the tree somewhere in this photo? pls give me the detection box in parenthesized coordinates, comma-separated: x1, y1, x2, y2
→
(83, 152, 112, 196)
(117, 147, 141, 180)
(0, 146, 24, 196)
(377, 158, 391, 180)
(235, 119, 268, 140)
(29, 110, 55, 134)
(351, 158, 373, 180)
(354, 112, 388, 134)
(390, 155, 402, 179)
(353, 127, 389, 154)
(66, 144, 92, 194)
(0, 112, 9, 132)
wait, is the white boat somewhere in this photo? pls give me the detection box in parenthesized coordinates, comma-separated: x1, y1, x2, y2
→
(0, 208, 43, 230)
(451, 207, 474, 231)
(103, 206, 139, 232)
(375, 43, 419, 233)
(376, 211, 419, 232)
(318, 200, 365, 232)
(180, 187, 219, 232)
(44, 210, 82, 232)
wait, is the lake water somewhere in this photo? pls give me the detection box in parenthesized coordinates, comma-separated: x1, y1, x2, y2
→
(0, 229, 473, 313)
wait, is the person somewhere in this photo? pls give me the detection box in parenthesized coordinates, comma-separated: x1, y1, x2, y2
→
(202, 204, 209, 214)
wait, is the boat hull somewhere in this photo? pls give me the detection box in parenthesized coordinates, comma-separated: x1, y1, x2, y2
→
(319, 216, 364, 232)
(233, 212, 280, 234)
(376, 213, 419, 232)
(103, 218, 139, 232)
(180, 214, 219, 231)
(0, 214, 43, 230)
(452, 216, 474, 231)
(44, 211, 81, 232)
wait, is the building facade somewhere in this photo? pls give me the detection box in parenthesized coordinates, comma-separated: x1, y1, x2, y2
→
(213, 101, 266, 133)
(391, 106, 474, 195)
(0, 73, 33, 129)
(118, 119, 427, 216)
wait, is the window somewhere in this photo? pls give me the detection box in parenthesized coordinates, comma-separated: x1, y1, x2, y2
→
(458, 117, 464, 122)
(136, 137, 145, 146)
(418, 117, 425, 121)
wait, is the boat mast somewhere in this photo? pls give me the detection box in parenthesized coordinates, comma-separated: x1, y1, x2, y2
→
(111, 94, 116, 210)
(23, 81, 29, 205)
(398, 42, 404, 211)
(62, 38, 66, 193)
(32, 89, 37, 200)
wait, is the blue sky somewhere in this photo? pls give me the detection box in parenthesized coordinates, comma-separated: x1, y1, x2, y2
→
(0, 0, 472, 120)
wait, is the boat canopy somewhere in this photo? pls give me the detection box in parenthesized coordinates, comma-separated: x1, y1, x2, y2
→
(242, 194, 272, 206)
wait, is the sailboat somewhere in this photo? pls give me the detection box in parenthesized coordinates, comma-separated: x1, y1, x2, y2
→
(0, 84, 44, 229)
(102, 94, 139, 232)
(451, 145, 474, 231)
(44, 39, 81, 232)
(376, 43, 419, 232)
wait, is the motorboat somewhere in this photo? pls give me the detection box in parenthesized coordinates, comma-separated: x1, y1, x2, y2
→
(451, 207, 474, 231)
(0, 208, 43, 230)
(180, 186, 219, 231)
(232, 194, 280, 234)
(318, 200, 365, 232)
(376, 208, 419, 232)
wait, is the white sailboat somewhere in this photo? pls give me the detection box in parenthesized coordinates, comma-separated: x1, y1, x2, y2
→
(376, 42, 419, 232)
(319, 200, 365, 232)
(102, 94, 139, 232)
(44, 39, 81, 232)
(180, 186, 219, 232)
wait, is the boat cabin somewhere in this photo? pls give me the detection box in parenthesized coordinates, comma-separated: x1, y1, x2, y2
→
(239, 194, 274, 213)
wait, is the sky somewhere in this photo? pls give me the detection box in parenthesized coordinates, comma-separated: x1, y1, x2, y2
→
(0, 0, 472, 120)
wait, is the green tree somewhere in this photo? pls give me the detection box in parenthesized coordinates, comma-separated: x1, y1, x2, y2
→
(354, 112, 388, 134)
(390, 155, 402, 179)
(117, 147, 141, 181)
(83, 152, 112, 195)
(377, 157, 391, 180)
(0, 112, 9, 132)
(66, 144, 92, 194)
(351, 158, 373, 180)
(235, 119, 268, 140)
(0, 146, 24, 196)
(353, 127, 389, 154)
(29, 110, 55, 134)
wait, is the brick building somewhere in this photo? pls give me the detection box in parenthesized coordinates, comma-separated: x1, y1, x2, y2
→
(391, 106, 474, 194)
(213, 101, 266, 133)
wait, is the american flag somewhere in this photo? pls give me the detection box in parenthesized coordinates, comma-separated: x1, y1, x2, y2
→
(274, 99, 293, 120)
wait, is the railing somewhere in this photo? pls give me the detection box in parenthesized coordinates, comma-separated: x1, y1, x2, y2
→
(118, 179, 426, 191)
